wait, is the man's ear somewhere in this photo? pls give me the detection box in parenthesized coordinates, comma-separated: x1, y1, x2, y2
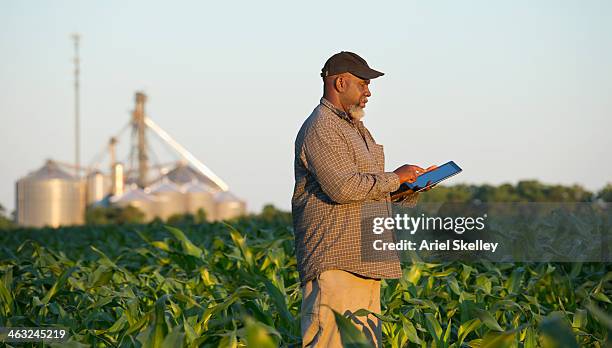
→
(334, 75, 345, 92)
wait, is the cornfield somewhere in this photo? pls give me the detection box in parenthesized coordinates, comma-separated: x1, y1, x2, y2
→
(0, 214, 610, 347)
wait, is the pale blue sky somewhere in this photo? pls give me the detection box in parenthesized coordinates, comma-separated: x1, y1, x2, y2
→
(1, 0, 611, 214)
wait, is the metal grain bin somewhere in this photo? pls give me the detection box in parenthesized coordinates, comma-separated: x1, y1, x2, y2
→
(16, 160, 85, 228)
(150, 180, 186, 221)
(112, 162, 125, 196)
(184, 181, 215, 222)
(215, 191, 246, 221)
(86, 171, 110, 205)
(111, 185, 157, 221)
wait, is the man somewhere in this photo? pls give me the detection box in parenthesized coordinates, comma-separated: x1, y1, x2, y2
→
(292, 51, 434, 347)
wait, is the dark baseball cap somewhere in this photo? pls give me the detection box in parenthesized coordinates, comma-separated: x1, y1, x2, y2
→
(320, 51, 384, 80)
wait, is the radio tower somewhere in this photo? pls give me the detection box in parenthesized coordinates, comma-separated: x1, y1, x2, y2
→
(71, 33, 81, 178)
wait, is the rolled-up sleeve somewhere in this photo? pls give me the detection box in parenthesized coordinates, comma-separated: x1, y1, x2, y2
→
(303, 121, 400, 204)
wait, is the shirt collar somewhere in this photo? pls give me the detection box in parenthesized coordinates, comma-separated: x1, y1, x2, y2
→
(320, 98, 352, 122)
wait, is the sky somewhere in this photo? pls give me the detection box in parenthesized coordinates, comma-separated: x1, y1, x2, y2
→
(1, 0, 611, 214)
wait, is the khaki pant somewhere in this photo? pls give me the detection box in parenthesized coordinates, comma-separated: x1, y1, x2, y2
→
(300, 270, 382, 348)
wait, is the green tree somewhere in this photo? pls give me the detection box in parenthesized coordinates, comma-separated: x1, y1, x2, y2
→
(85, 205, 145, 225)
(597, 183, 612, 202)
(167, 212, 196, 225)
(259, 204, 292, 224)
(166, 209, 209, 225)
(0, 203, 14, 230)
(195, 208, 208, 223)
(419, 184, 474, 203)
(117, 205, 146, 224)
(419, 180, 595, 203)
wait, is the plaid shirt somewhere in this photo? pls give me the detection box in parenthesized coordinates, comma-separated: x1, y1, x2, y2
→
(292, 98, 418, 285)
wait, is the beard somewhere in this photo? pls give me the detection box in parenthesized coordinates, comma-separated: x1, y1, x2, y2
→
(348, 104, 365, 121)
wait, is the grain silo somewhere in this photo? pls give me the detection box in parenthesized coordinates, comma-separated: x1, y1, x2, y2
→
(111, 185, 157, 221)
(86, 170, 110, 204)
(215, 191, 246, 221)
(149, 180, 186, 221)
(16, 160, 85, 228)
(184, 180, 216, 221)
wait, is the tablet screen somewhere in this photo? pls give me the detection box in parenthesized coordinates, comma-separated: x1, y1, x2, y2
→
(401, 161, 462, 193)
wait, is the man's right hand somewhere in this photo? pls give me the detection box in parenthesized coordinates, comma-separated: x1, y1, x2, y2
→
(393, 164, 425, 184)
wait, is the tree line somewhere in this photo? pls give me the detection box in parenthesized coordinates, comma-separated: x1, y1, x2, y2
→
(419, 180, 612, 203)
(0, 180, 610, 229)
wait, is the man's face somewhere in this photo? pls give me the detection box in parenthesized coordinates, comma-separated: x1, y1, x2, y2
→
(342, 73, 371, 109)
(339, 73, 371, 120)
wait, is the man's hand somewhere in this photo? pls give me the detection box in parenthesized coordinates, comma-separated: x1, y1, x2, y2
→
(393, 164, 438, 186)
(391, 164, 439, 201)
(393, 164, 425, 184)
(421, 165, 438, 191)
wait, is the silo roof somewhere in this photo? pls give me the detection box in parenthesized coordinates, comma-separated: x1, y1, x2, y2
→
(184, 180, 214, 193)
(149, 180, 183, 194)
(215, 191, 243, 203)
(162, 163, 223, 191)
(21, 160, 77, 182)
(111, 186, 157, 203)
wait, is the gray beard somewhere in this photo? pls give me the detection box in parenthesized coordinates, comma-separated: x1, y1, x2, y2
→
(348, 105, 365, 121)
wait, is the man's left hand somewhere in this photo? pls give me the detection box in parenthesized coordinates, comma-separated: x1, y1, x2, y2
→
(421, 165, 438, 192)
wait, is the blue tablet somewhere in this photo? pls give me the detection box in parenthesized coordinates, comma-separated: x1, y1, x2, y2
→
(394, 161, 462, 194)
